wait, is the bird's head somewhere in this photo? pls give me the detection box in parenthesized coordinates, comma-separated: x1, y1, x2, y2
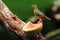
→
(31, 4, 38, 9)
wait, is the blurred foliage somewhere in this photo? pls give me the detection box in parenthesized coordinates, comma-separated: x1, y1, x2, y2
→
(0, 0, 60, 40)
(45, 29, 60, 40)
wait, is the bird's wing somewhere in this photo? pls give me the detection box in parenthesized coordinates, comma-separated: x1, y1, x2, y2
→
(34, 9, 51, 20)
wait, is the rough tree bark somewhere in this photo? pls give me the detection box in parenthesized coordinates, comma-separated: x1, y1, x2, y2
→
(0, 0, 46, 40)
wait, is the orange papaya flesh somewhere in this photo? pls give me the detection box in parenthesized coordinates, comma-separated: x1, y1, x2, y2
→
(22, 20, 43, 36)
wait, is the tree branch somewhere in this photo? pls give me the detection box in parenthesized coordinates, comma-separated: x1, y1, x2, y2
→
(0, 0, 46, 40)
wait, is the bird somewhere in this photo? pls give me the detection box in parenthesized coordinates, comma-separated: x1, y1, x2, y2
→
(31, 4, 51, 20)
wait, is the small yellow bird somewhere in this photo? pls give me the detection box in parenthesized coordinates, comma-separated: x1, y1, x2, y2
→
(32, 4, 51, 20)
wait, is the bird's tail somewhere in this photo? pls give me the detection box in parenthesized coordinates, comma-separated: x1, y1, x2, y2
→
(45, 16, 51, 20)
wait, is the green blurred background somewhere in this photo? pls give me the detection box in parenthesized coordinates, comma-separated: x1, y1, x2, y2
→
(2, 0, 53, 21)
(0, 0, 60, 40)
